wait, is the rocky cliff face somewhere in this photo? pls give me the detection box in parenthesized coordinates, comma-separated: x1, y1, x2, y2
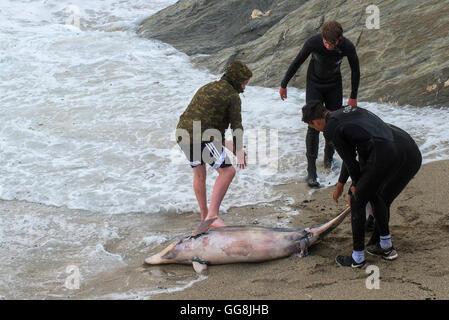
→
(138, 0, 449, 107)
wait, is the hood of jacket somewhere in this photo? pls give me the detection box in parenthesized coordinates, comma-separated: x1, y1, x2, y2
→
(221, 60, 252, 93)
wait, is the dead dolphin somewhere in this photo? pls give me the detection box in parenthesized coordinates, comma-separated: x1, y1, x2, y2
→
(145, 207, 351, 273)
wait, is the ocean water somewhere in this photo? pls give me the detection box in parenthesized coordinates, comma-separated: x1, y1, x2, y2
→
(1, 0, 449, 299)
(1, 0, 449, 216)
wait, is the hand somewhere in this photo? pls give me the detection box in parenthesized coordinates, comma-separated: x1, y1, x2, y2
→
(332, 182, 344, 203)
(348, 98, 357, 106)
(236, 149, 247, 169)
(279, 87, 287, 100)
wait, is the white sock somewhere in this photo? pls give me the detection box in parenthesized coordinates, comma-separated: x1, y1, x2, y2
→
(380, 235, 392, 249)
(352, 250, 365, 263)
(366, 202, 373, 217)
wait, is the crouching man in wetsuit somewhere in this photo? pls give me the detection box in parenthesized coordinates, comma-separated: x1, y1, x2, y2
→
(176, 61, 252, 228)
(301, 101, 422, 268)
(279, 21, 360, 188)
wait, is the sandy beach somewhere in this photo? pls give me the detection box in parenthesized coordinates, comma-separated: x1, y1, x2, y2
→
(1, 160, 448, 300)
(151, 159, 449, 300)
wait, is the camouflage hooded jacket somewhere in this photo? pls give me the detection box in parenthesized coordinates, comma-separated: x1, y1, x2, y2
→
(176, 61, 252, 148)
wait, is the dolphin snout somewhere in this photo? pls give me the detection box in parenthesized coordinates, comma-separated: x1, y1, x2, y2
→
(144, 255, 159, 264)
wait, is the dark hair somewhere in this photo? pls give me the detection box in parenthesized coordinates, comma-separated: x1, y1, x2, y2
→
(321, 21, 343, 44)
(302, 100, 327, 123)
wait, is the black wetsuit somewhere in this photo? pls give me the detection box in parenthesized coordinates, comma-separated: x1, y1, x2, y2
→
(324, 106, 422, 251)
(281, 33, 360, 179)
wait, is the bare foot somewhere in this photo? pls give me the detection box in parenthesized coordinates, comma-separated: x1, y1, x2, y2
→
(209, 217, 226, 228)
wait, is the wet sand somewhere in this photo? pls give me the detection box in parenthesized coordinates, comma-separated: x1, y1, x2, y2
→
(1, 160, 448, 299)
(152, 159, 449, 300)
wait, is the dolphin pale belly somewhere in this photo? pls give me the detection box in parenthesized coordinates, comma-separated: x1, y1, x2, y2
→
(145, 207, 351, 273)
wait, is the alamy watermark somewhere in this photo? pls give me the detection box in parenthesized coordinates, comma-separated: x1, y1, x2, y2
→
(171, 123, 279, 174)
(65, 4, 80, 29)
(366, 5, 380, 29)
(365, 265, 380, 289)
(64, 265, 80, 290)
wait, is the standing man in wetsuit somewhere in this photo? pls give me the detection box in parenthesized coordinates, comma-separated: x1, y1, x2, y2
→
(301, 101, 422, 268)
(176, 61, 252, 228)
(279, 21, 360, 188)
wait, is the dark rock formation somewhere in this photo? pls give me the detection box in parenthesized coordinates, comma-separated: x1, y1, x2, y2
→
(138, 0, 449, 107)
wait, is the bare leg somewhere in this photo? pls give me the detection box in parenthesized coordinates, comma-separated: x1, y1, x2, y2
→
(206, 166, 236, 227)
(192, 165, 208, 220)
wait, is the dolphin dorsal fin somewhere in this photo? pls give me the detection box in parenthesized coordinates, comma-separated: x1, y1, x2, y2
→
(192, 217, 217, 237)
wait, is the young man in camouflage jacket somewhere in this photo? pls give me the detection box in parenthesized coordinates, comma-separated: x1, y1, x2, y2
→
(176, 61, 252, 227)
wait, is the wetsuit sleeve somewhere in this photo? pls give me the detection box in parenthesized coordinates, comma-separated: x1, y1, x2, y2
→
(338, 162, 350, 184)
(229, 95, 244, 151)
(333, 136, 360, 185)
(280, 39, 312, 88)
(333, 123, 372, 186)
(345, 41, 360, 100)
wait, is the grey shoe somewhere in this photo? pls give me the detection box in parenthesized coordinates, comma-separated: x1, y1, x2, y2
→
(367, 243, 398, 260)
(306, 176, 320, 188)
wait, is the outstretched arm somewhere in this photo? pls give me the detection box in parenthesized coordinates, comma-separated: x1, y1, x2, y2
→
(228, 96, 247, 169)
(333, 163, 350, 203)
(333, 131, 361, 186)
(346, 41, 360, 105)
(280, 40, 312, 100)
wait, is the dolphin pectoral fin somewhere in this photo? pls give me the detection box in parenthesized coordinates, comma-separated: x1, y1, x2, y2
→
(296, 239, 309, 258)
(192, 217, 217, 237)
(192, 261, 208, 274)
